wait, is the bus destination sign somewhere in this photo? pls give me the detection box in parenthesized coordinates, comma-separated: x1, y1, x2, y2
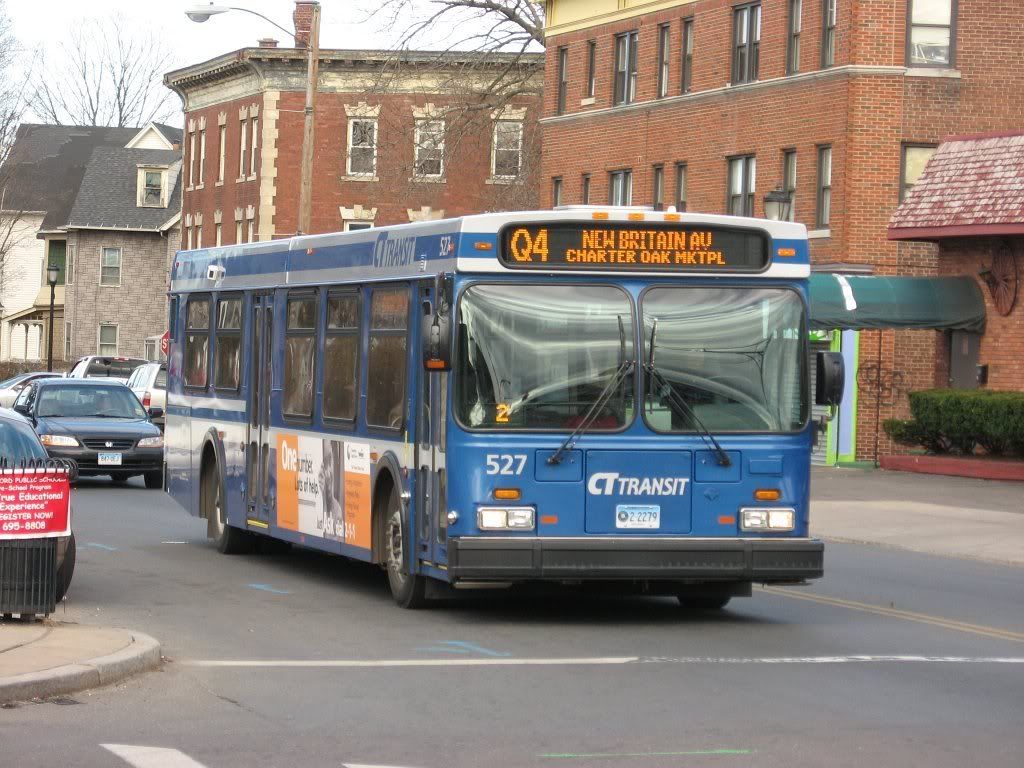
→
(500, 222, 769, 272)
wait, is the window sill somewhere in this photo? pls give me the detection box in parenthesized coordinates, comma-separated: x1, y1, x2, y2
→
(185, 185, 194, 192)
(808, 229, 831, 239)
(247, 174, 257, 181)
(580, 96, 596, 106)
(904, 67, 961, 79)
(215, 181, 224, 187)
(486, 176, 521, 185)
(410, 176, 446, 184)
(196, 183, 204, 191)
(341, 174, 379, 182)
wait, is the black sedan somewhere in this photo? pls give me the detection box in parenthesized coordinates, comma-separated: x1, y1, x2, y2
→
(13, 378, 164, 488)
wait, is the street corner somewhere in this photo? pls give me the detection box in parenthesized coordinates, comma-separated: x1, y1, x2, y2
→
(0, 620, 161, 706)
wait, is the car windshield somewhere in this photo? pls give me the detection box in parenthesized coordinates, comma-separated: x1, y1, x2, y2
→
(85, 358, 146, 378)
(36, 385, 148, 419)
(0, 420, 47, 460)
(456, 284, 635, 430)
(643, 287, 807, 433)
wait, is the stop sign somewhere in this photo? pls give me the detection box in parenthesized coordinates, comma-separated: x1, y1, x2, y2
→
(159, 330, 170, 356)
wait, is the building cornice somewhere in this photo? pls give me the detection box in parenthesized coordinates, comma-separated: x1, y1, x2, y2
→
(545, 0, 697, 39)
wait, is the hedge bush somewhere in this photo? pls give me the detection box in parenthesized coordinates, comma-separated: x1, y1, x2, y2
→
(883, 389, 1024, 458)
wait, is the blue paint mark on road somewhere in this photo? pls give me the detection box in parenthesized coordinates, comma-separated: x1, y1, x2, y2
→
(418, 641, 510, 657)
(247, 583, 291, 595)
(84, 542, 117, 551)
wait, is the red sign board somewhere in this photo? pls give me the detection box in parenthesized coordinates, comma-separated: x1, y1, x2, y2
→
(159, 330, 170, 357)
(0, 470, 71, 539)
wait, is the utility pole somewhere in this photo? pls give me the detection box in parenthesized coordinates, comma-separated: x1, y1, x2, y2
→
(297, 2, 321, 236)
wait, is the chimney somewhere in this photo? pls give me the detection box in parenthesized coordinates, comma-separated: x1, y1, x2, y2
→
(292, 1, 318, 48)
(258, 38, 279, 49)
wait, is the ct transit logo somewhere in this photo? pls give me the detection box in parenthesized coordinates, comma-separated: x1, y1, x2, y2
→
(586, 472, 689, 496)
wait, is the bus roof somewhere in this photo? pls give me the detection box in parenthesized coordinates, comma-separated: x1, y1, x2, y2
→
(170, 208, 809, 293)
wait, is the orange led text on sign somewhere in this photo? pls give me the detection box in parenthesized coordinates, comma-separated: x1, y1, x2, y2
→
(566, 228, 725, 266)
(508, 227, 550, 263)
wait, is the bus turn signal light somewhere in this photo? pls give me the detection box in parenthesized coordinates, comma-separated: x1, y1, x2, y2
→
(474, 241, 493, 251)
(777, 248, 797, 258)
(591, 211, 609, 220)
(493, 488, 521, 501)
(755, 489, 781, 501)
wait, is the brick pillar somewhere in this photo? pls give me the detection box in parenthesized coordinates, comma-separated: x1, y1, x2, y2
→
(293, 1, 317, 48)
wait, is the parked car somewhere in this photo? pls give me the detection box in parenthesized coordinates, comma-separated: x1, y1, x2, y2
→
(126, 363, 167, 430)
(0, 408, 76, 601)
(0, 372, 63, 407)
(12, 378, 164, 488)
(66, 356, 148, 384)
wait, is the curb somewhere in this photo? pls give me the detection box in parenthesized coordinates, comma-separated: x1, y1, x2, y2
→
(0, 631, 161, 705)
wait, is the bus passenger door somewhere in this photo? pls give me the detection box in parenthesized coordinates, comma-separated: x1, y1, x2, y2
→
(247, 292, 274, 524)
(416, 286, 446, 567)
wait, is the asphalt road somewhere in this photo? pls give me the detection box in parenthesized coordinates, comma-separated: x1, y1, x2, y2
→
(3, 477, 1023, 768)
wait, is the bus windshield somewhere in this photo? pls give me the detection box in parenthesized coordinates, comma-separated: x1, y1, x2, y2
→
(643, 287, 807, 433)
(456, 284, 635, 430)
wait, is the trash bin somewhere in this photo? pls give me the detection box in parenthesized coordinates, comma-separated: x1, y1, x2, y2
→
(0, 538, 58, 616)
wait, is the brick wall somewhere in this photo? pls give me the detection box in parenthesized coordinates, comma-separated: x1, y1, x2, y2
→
(542, 0, 1024, 460)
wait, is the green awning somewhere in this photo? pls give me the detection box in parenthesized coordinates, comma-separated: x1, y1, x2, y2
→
(809, 274, 986, 333)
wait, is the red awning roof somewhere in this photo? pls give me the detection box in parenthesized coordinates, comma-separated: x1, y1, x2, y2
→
(889, 131, 1024, 241)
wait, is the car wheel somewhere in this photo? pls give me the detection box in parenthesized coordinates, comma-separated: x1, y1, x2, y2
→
(384, 485, 427, 609)
(55, 532, 76, 603)
(144, 470, 162, 490)
(203, 459, 252, 554)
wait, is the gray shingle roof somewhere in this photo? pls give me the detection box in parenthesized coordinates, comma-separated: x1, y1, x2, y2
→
(66, 147, 182, 231)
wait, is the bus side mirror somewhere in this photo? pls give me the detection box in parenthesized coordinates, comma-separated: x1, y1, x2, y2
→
(422, 312, 451, 372)
(815, 351, 845, 407)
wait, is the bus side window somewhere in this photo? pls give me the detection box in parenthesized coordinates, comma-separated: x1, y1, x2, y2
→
(214, 295, 243, 391)
(366, 285, 409, 430)
(283, 292, 318, 421)
(322, 289, 360, 423)
(184, 295, 211, 389)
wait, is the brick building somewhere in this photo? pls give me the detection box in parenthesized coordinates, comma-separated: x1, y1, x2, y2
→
(164, 9, 543, 242)
(540, 0, 1024, 463)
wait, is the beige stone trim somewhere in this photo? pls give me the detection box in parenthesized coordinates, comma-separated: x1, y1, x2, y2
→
(545, 0, 696, 38)
(234, 207, 244, 221)
(412, 102, 447, 119)
(218, 111, 227, 126)
(345, 101, 381, 118)
(185, 213, 193, 227)
(340, 205, 377, 221)
(407, 206, 444, 222)
(257, 90, 280, 241)
(239, 106, 249, 120)
(213, 209, 223, 224)
(490, 105, 528, 121)
(246, 204, 255, 220)
(187, 118, 196, 133)
(194, 212, 203, 226)
(198, 115, 207, 130)
(250, 103, 260, 117)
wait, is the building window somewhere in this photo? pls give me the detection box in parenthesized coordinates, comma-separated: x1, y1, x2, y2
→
(47, 240, 67, 285)
(100, 247, 122, 286)
(556, 46, 568, 115)
(727, 155, 756, 216)
(98, 324, 118, 356)
(491, 121, 523, 179)
(214, 296, 243, 391)
(552, 177, 563, 207)
(188, 129, 196, 187)
(247, 215, 255, 244)
(675, 162, 687, 210)
(283, 293, 316, 419)
(323, 291, 360, 422)
(585, 40, 597, 98)
(732, 3, 761, 85)
(238, 117, 248, 179)
(787, 0, 802, 74)
(184, 296, 209, 388)
(215, 222, 222, 246)
(235, 219, 243, 244)
(581, 173, 591, 204)
(901, 144, 937, 200)
(347, 119, 377, 176)
(816, 145, 832, 228)
(64, 321, 72, 360)
(609, 169, 632, 205)
(249, 117, 258, 176)
(217, 125, 226, 183)
(681, 19, 694, 94)
(198, 129, 206, 185)
(613, 31, 638, 106)
(414, 119, 445, 178)
(195, 224, 202, 249)
(144, 337, 160, 362)
(185, 226, 192, 250)
(366, 286, 409, 430)
(138, 168, 165, 207)
(783, 149, 798, 221)
(822, 0, 837, 68)
(908, 0, 955, 67)
(344, 221, 374, 232)
(656, 23, 671, 99)
(652, 164, 665, 210)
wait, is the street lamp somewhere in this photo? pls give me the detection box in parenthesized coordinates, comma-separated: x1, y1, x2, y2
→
(46, 263, 58, 372)
(763, 186, 792, 222)
(185, 2, 321, 236)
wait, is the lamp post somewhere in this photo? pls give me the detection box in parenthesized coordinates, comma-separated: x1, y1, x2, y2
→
(763, 186, 792, 222)
(186, 2, 321, 236)
(46, 263, 58, 372)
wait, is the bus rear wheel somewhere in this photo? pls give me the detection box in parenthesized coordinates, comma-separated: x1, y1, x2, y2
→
(203, 459, 252, 555)
(384, 485, 426, 609)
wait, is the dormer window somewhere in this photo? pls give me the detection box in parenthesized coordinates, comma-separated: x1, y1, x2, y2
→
(138, 167, 168, 208)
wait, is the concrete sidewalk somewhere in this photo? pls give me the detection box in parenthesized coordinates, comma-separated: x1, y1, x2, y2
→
(0, 621, 160, 704)
(811, 466, 1024, 566)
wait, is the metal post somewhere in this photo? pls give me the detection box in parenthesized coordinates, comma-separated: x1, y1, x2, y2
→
(47, 281, 55, 372)
(296, 3, 321, 236)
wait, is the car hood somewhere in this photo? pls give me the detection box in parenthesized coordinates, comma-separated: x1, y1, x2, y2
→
(35, 416, 160, 439)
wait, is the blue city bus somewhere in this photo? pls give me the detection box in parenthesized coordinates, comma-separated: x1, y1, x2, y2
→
(166, 208, 842, 609)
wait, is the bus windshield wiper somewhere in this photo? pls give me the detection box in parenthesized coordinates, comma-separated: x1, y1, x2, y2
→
(546, 360, 634, 466)
(646, 319, 731, 468)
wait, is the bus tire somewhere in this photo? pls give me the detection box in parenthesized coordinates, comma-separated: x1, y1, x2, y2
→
(677, 595, 731, 611)
(203, 457, 252, 555)
(383, 484, 426, 609)
(55, 532, 76, 603)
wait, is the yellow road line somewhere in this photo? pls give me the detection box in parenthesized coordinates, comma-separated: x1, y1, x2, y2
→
(760, 586, 1024, 644)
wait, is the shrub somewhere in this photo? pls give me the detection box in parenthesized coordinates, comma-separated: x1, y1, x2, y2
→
(885, 389, 1024, 458)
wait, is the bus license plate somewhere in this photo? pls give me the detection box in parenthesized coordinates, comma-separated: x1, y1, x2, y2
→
(615, 505, 660, 529)
(98, 452, 122, 466)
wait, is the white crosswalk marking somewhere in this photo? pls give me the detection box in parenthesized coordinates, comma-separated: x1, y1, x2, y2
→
(102, 744, 209, 768)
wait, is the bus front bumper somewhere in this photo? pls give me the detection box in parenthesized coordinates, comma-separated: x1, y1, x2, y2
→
(447, 537, 823, 583)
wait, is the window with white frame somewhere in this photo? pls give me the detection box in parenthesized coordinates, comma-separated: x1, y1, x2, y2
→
(491, 121, 523, 179)
(100, 247, 122, 286)
(235, 220, 243, 244)
(188, 130, 196, 187)
(247, 215, 254, 243)
(138, 168, 166, 207)
(98, 324, 118, 355)
(238, 118, 248, 179)
(414, 119, 445, 178)
(215, 222, 222, 246)
(196, 224, 203, 248)
(344, 221, 373, 231)
(217, 125, 226, 183)
(198, 129, 206, 185)
(609, 169, 632, 205)
(347, 119, 377, 176)
(64, 321, 72, 360)
(727, 155, 756, 216)
(249, 116, 259, 176)
(144, 337, 159, 362)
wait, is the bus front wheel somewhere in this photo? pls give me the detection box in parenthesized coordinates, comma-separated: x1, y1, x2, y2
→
(383, 485, 426, 609)
(203, 459, 252, 555)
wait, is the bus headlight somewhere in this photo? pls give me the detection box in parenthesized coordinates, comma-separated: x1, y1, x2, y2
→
(740, 507, 795, 532)
(477, 506, 535, 531)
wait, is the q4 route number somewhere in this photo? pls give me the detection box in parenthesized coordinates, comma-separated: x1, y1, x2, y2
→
(485, 454, 526, 475)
